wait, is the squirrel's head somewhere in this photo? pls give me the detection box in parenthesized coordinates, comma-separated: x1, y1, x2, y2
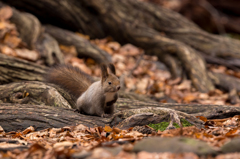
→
(101, 63, 120, 93)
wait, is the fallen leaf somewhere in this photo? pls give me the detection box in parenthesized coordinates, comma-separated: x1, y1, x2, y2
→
(0, 6, 12, 20)
(104, 126, 112, 133)
(3, 33, 21, 48)
(15, 49, 39, 61)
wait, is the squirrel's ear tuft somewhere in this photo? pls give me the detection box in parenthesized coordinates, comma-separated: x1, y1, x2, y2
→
(108, 63, 116, 75)
(100, 64, 108, 83)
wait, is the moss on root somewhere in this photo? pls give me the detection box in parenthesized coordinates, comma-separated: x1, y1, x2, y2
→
(149, 119, 193, 131)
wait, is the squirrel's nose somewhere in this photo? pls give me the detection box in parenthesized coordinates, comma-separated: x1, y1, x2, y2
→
(116, 85, 121, 90)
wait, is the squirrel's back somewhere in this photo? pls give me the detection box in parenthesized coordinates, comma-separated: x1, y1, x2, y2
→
(45, 65, 94, 100)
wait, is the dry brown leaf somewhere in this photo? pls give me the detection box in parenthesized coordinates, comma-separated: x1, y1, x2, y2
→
(98, 44, 114, 54)
(112, 54, 126, 63)
(53, 141, 73, 149)
(196, 116, 207, 123)
(59, 45, 77, 56)
(104, 126, 112, 133)
(225, 128, 239, 137)
(72, 124, 88, 132)
(15, 49, 39, 61)
(0, 6, 12, 20)
(3, 33, 21, 48)
(71, 61, 92, 75)
(107, 41, 121, 51)
(112, 127, 122, 134)
(176, 80, 191, 90)
(22, 126, 35, 135)
(183, 94, 197, 103)
(75, 32, 90, 40)
(119, 44, 141, 56)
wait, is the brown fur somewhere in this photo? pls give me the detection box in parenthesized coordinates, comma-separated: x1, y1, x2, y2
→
(77, 63, 120, 117)
(45, 65, 94, 100)
(45, 64, 120, 117)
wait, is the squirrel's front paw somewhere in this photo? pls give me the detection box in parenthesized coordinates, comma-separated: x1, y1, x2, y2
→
(74, 109, 82, 114)
(101, 113, 112, 118)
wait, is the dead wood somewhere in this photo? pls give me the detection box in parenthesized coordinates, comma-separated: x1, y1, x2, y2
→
(0, 54, 46, 84)
(1, 80, 240, 132)
(44, 25, 112, 63)
(1, 54, 240, 121)
(36, 33, 64, 66)
(116, 98, 240, 119)
(0, 81, 74, 108)
(2, 93, 240, 132)
(159, 54, 183, 79)
(9, 8, 40, 50)
(203, 54, 240, 71)
(1, 2, 64, 66)
(0, 103, 204, 132)
(208, 71, 240, 104)
(1, 2, 111, 65)
(0, 103, 108, 132)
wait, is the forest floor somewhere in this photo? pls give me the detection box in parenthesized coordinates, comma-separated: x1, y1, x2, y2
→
(1, 5, 240, 159)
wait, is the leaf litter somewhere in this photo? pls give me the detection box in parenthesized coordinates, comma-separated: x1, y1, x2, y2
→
(1, 115, 240, 158)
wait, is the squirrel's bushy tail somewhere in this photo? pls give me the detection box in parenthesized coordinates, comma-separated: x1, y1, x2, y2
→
(45, 65, 94, 100)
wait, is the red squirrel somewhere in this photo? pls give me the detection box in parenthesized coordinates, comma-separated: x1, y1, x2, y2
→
(45, 63, 120, 117)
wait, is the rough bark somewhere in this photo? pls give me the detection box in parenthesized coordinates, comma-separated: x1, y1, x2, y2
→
(0, 103, 108, 132)
(2, 96, 240, 132)
(0, 81, 74, 108)
(203, 54, 240, 71)
(4, 4, 64, 66)
(9, 7, 41, 50)
(36, 33, 65, 66)
(208, 71, 240, 104)
(0, 2, 111, 65)
(1, 80, 240, 132)
(0, 54, 46, 84)
(1, 54, 240, 121)
(116, 98, 240, 119)
(0, 0, 106, 38)
(0, 103, 204, 132)
(44, 25, 112, 63)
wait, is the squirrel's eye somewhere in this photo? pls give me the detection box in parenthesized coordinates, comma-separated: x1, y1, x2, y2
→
(108, 81, 112, 85)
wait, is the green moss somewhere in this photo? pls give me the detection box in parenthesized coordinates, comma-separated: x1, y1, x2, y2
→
(148, 119, 193, 131)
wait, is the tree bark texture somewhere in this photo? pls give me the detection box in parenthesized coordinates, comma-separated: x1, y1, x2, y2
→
(1, 81, 240, 132)
(0, 2, 112, 65)
(44, 25, 112, 63)
(0, 81, 74, 108)
(0, 102, 205, 132)
(0, 54, 46, 84)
